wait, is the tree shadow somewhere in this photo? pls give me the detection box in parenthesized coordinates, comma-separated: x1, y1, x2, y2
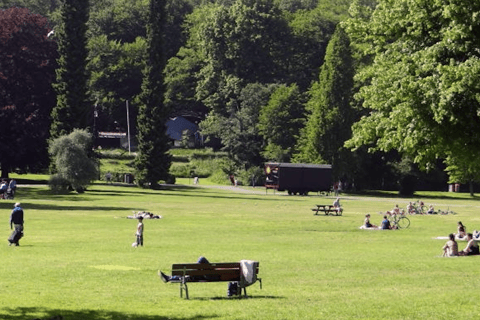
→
(0, 307, 219, 320)
(351, 190, 480, 200)
(193, 295, 283, 301)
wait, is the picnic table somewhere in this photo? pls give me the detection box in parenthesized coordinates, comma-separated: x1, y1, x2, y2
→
(312, 204, 341, 216)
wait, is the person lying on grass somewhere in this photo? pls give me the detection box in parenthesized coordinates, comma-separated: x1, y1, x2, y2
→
(458, 233, 479, 256)
(443, 233, 458, 257)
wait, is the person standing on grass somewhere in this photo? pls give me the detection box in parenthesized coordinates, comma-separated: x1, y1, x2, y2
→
(8, 202, 24, 246)
(135, 216, 144, 247)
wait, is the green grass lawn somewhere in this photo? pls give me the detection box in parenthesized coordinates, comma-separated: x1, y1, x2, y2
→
(1, 184, 480, 319)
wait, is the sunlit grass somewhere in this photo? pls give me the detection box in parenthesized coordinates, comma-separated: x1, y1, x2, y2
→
(1, 184, 480, 319)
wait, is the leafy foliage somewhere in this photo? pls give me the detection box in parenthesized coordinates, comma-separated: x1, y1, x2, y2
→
(0, 7, 58, 177)
(294, 24, 355, 172)
(258, 84, 305, 162)
(345, 0, 480, 191)
(49, 129, 99, 192)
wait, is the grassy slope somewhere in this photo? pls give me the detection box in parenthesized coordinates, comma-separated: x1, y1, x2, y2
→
(1, 184, 480, 319)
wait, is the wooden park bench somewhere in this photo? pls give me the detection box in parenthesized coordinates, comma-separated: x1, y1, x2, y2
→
(312, 204, 342, 216)
(162, 262, 262, 299)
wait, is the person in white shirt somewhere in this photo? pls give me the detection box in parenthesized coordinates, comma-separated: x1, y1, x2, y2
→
(135, 217, 144, 247)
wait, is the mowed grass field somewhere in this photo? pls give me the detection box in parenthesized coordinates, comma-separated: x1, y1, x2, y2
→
(1, 183, 480, 320)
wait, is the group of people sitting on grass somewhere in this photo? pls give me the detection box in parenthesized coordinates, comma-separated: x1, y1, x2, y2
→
(0, 179, 16, 199)
(442, 221, 480, 256)
(362, 213, 397, 230)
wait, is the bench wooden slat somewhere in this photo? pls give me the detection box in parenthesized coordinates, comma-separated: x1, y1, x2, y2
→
(166, 262, 261, 299)
(172, 262, 240, 270)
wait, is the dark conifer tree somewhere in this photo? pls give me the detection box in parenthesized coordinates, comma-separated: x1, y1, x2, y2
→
(294, 24, 355, 178)
(50, 0, 90, 139)
(134, 0, 172, 188)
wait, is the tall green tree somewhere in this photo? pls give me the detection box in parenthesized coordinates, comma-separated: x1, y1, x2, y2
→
(294, 24, 355, 174)
(258, 84, 304, 162)
(0, 7, 58, 178)
(134, 0, 172, 188)
(344, 0, 480, 194)
(50, 0, 90, 139)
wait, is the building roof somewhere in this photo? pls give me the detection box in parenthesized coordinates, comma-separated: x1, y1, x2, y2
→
(165, 116, 199, 141)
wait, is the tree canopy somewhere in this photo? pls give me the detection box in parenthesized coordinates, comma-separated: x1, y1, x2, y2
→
(344, 0, 480, 189)
(50, 0, 90, 139)
(0, 7, 57, 178)
(134, 0, 172, 188)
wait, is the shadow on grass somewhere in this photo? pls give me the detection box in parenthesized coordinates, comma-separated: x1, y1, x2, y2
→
(0, 201, 131, 213)
(0, 307, 218, 320)
(193, 295, 282, 301)
(351, 190, 480, 200)
(16, 184, 305, 203)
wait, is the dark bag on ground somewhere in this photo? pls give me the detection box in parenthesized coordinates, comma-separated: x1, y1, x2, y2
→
(8, 227, 23, 244)
(227, 281, 238, 297)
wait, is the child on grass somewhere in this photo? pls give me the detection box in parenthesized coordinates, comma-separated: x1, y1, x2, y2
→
(135, 216, 144, 247)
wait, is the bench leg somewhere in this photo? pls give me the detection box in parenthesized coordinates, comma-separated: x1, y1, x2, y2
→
(180, 281, 189, 299)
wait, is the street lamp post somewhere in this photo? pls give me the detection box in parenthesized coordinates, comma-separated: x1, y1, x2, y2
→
(126, 100, 131, 154)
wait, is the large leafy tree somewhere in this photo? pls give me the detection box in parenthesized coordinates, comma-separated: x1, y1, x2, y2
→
(344, 0, 480, 194)
(258, 84, 305, 162)
(0, 0, 61, 18)
(200, 82, 276, 168)
(196, 0, 292, 115)
(0, 7, 58, 178)
(134, 0, 172, 188)
(87, 35, 146, 133)
(50, 0, 90, 139)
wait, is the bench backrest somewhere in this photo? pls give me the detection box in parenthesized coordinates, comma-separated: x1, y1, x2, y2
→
(171, 262, 259, 282)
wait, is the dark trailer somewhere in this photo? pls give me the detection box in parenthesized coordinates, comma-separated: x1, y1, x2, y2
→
(265, 162, 332, 195)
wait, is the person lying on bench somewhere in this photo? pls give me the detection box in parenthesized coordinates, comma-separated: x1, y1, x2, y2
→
(159, 256, 211, 282)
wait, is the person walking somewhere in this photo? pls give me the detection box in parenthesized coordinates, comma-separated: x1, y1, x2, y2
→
(8, 202, 24, 246)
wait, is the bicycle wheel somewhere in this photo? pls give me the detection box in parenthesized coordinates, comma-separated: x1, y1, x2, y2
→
(397, 216, 410, 229)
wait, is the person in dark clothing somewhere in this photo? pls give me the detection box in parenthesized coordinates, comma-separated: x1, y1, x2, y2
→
(381, 215, 392, 230)
(8, 202, 24, 246)
(159, 256, 210, 282)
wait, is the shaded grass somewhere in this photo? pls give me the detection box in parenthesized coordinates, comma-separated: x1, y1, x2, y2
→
(1, 185, 480, 319)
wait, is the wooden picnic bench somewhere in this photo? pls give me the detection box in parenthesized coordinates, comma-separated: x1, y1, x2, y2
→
(312, 204, 341, 216)
(164, 262, 261, 299)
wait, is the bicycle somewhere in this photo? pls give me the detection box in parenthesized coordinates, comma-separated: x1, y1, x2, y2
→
(390, 214, 410, 229)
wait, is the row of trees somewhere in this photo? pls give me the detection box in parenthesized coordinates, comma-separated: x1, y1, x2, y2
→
(1, 0, 170, 188)
(1, 0, 479, 193)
